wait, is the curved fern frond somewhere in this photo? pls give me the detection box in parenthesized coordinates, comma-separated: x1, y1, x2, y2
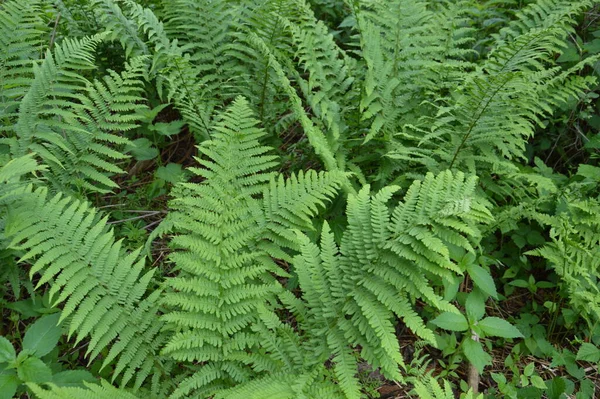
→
(0, 154, 45, 206)
(91, 0, 149, 58)
(160, 0, 251, 102)
(161, 97, 281, 397)
(14, 35, 148, 194)
(288, 171, 492, 389)
(263, 169, 346, 252)
(4, 188, 167, 390)
(161, 97, 344, 397)
(28, 380, 140, 399)
(413, 376, 483, 399)
(527, 195, 600, 329)
(391, 21, 597, 174)
(280, 2, 358, 152)
(0, 0, 47, 134)
(214, 368, 346, 399)
(246, 32, 342, 175)
(356, 0, 476, 143)
(497, 0, 592, 39)
(118, 0, 212, 140)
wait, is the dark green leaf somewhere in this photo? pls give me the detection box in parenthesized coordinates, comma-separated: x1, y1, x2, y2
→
(576, 343, 600, 362)
(126, 138, 159, 161)
(22, 313, 61, 357)
(156, 163, 185, 184)
(0, 371, 18, 399)
(479, 317, 523, 338)
(52, 370, 96, 387)
(466, 263, 497, 299)
(151, 121, 185, 137)
(546, 377, 567, 399)
(431, 312, 468, 331)
(462, 338, 491, 374)
(465, 289, 486, 322)
(0, 337, 15, 363)
(17, 357, 52, 383)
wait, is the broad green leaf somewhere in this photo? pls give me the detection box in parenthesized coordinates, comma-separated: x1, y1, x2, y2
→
(531, 375, 546, 390)
(52, 370, 96, 387)
(576, 343, 600, 362)
(23, 313, 61, 357)
(556, 44, 580, 63)
(126, 138, 159, 161)
(465, 289, 486, 322)
(546, 376, 567, 399)
(466, 263, 498, 299)
(524, 362, 534, 377)
(462, 338, 491, 374)
(0, 337, 15, 363)
(0, 371, 18, 399)
(509, 279, 529, 288)
(156, 163, 185, 184)
(431, 312, 468, 331)
(17, 357, 52, 383)
(150, 120, 186, 137)
(479, 317, 523, 338)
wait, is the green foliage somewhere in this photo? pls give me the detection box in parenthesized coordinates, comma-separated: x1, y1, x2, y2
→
(1, 0, 600, 398)
(11, 33, 149, 194)
(0, 0, 48, 134)
(413, 376, 483, 399)
(160, 97, 346, 397)
(3, 186, 167, 390)
(28, 380, 141, 399)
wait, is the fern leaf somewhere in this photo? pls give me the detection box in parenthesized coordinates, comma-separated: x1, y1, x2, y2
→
(5, 188, 167, 389)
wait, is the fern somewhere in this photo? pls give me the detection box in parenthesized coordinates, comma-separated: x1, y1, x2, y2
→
(160, 0, 251, 102)
(91, 0, 149, 58)
(282, 171, 492, 397)
(13, 35, 149, 194)
(356, 0, 476, 143)
(389, 0, 597, 175)
(246, 32, 343, 174)
(282, 3, 358, 153)
(0, 154, 45, 300)
(1, 1, 598, 398)
(0, 0, 47, 135)
(412, 376, 483, 399)
(160, 97, 345, 397)
(116, 0, 214, 140)
(4, 187, 168, 391)
(527, 194, 600, 329)
(28, 380, 141, 399)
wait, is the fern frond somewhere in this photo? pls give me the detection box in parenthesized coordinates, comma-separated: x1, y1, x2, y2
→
(356, 0, 476, 143)
(527, 196, 600, 329)
(160, 0, 251, 102)
(214, 368, 347, 399)
(14, 35, 148, 194)
(0, 0, 47, 134)
(91, 0, 149, 58)
(118, 0, 212, 140)
(392, 22, 596, 174)
(0, 154, 45, 206)
(246, 32, 343, 175)
(288, 171, 492, 388)
(263, 169, 346, 251)
(161, 97, 282, 395)
(160, 97, 345, 396)
(28, 380, 140, 399)
(497, 0, 592, 39)
(413, 376, 483, 399)
(281, 3, 358, 151)
(5, 188, 167, 389)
